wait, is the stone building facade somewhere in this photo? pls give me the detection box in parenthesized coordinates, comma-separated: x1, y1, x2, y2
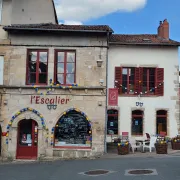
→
(0, 24, 113, 159)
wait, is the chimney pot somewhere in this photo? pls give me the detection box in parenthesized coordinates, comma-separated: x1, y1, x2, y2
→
(157, 19, 169, 40)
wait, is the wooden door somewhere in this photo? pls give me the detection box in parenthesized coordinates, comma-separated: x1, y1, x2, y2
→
(16, 119, 38, 159)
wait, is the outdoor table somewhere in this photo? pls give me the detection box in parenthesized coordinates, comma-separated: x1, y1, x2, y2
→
(136, 140, 150, 152)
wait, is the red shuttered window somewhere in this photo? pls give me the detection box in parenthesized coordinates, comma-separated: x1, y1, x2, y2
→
(114, 67, 164, 96)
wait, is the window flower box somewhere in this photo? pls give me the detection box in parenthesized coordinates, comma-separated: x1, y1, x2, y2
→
(117, 142, 129, 155)
(171, 137, 180, 150)
(155, 141, 167, 154)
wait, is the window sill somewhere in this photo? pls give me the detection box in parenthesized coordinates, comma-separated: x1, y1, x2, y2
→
(53, 146, 92, 150)
(118, 94, 162, 97)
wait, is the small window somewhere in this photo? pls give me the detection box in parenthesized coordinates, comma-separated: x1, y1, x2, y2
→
(122, 67, 135, 94)
(26, 50, 48, 85)
(107, 109, 118, 135)
(142, 68, 155, 94)
(0, 56, 4, 85)
(156, 110, 167, 135)
(131, 110, 143, 136)
(54, 50, 76, 85)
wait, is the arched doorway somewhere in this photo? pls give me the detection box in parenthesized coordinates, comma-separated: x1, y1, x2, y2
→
(16, 119, 38, 159)
(0, 125, 1, 156)
(54, 110, 92, 148)
(156, 110, 167, 135)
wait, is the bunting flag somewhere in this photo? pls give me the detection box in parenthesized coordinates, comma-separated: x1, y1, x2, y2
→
(5, 108, 49, 144)
(114, 80, 164, 96)
(32, 79, 79, 95)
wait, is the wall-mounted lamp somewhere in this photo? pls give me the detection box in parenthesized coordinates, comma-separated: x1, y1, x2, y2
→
(96, 59, 103, 67)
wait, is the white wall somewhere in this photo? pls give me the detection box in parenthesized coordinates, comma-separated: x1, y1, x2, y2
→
(108, 45, 179, 139)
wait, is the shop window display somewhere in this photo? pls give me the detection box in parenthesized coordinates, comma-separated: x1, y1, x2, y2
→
(54, 110, 92, 147)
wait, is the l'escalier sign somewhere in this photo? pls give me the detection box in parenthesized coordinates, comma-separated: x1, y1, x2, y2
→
(31, 96, 70, 110)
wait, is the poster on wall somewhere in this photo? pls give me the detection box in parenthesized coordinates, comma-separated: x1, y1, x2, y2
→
(108, 88, 118, 106)
(135, 120, 138, 126)
(26, 134, 32, 143)
(21, 134, 27, 143)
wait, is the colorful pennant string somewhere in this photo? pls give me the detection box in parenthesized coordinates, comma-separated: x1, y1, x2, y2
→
(114, 80, 164, 96)
(5, 107, 49, 144)
(32, 79, 79, 95)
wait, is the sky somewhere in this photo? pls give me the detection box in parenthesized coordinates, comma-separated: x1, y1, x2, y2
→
(54, 0, 180, 65)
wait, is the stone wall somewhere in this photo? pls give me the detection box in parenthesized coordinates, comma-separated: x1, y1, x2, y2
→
(0, 87, 106, 159)
(0, 32, 108, 159)
(0, 45, 107, 87)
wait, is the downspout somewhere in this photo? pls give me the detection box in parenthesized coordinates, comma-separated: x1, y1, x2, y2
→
(104, 31, 110, 154)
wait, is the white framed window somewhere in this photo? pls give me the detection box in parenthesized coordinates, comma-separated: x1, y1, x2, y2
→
(0, 56, 4, 85)
(0, 0, 2, 24)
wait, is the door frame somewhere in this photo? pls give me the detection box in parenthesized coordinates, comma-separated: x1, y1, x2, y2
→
(16, 119, 38, 159)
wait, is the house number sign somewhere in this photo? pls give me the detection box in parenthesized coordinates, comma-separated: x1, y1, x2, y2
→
(136, 102, 143, 107)
(47, 104, 57, 110)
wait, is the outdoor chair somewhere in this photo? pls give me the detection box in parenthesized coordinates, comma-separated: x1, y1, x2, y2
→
(121, 132, 129, 142)
(145, 133, 151, 140)
(129, 138, 142, 153)
(142, 136, 157, 152)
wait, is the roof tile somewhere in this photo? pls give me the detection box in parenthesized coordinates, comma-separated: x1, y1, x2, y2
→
(110, 34, 180, 46)
(4, 23, 113, 32)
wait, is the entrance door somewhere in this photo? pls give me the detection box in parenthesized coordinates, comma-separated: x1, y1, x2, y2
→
(16, 119, 38, 159)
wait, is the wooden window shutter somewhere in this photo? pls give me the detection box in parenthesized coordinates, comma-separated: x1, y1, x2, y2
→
(114, 67, 122, 94)
(155, 68, 164, 96)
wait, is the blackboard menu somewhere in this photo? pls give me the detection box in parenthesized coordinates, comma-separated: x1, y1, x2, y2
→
(54, 110, 92, 146)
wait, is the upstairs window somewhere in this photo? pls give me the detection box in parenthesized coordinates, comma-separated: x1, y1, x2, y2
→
(122, 67, 135, 94)
(115, 67, 164, 96)
(26, 50, 48, 85)
(54, 50, 76, 85)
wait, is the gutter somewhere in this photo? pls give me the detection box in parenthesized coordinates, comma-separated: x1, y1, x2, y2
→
(3, 27, 113, 34)
(109, 42, 180, 46)
(104, 31, 110, 154)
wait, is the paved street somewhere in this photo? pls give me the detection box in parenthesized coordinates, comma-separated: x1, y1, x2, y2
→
(0, 155, 180, 180)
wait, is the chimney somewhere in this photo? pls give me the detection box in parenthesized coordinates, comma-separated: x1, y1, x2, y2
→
(157, 19, 169, 40)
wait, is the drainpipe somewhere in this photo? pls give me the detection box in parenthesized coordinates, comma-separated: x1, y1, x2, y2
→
(104, 31, 110, 154)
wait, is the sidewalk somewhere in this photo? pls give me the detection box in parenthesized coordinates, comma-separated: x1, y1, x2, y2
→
(101, 146, 180, 159)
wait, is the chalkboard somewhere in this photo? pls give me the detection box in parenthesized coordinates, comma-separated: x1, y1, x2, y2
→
(54, 110, 92, 146)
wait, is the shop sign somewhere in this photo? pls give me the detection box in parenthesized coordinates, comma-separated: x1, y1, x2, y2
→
(136, 102, 143, 107)
(108, 88, 118, 106)
(30, 96, 70, 110)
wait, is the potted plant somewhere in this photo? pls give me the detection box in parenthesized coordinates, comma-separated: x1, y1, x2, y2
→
(171, 136, 180, 150)
(155, 138, 168, 154)
(117, 142, 129, 155)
